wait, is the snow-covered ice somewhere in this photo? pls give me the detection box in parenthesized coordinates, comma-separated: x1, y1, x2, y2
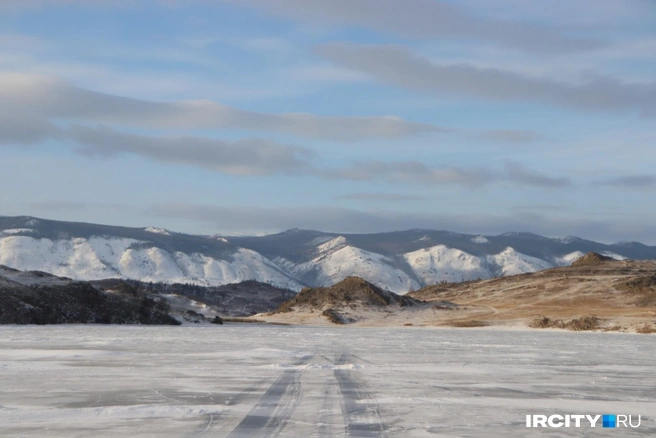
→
(0, 325, 654, 437)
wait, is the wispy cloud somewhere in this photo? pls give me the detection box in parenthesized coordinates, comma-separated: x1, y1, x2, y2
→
(323, 160, 569, 188)
(67, 125, 315, 176)
(0, 115, 570, 189)
(317, 44, 656, 115)
(475, 129, 543, 145)
(334, 193, 427, 202)
(29, 201, 88, 211)
(0, 114, 62, 145)
(323, 160, 495, 188)
(283, 65, 368, 84)
(503, 160, 571, 187)
(220, 0, 605, 54)
(29, 200, 135, 212)
(0, 72, 441, 141)
(596, 175, 656, 188)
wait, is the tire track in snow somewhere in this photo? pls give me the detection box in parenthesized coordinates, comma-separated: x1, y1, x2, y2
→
(334, 352, 386, 437)
(313, 375, 339, 438)
(190, 413, 217, 438)
(226, 354, 312, 438)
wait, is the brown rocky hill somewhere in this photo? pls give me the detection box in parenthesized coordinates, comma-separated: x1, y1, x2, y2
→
(271, 276, 427, 324)
(407, 253, 656, 332)
(252, 254, 656, 332)
(570, 251, 616, 266)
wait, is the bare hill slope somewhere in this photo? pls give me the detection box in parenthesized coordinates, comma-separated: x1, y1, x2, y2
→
(268, 276, 429, 324)
(256, 254, 656, 332)
(408, 253, 656, 331)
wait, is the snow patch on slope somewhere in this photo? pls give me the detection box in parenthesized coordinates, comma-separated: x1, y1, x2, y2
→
(0, 229, 36, 237)
(557, 236, 582, 244)
(554, 250, 626, 266)
(554, 251, 586, 266)
(471, 235, 489, 244)
(291, 244, 420, 294)
(601, 251, 627, 261)
(0, 236, 135, 279)
(0, 235, 302, 290)
(488, 247, 553, 276)
(144, 227, 171, 235)
(161, 294, 220, 318)
(317, 236, 348, 253)
(404, 245, 492, 284)
(310, 236, 334, 246)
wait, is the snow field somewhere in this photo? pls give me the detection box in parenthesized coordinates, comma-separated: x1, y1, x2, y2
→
(0, 325, 654, 437)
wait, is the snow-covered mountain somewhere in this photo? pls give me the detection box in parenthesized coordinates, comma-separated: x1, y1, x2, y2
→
(1, 216, 655, 294)
(0, 217, 302, 291)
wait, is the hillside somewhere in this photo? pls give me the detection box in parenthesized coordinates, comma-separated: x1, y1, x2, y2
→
(0, 265, 296, 324)
(406, 253, 656, 332)
(265, 277, 430, 324)
(255, 254, 656, 332)
(2, 216, 656, 294)
(0, 266, 179, 325)
(93, 279, 296, 317)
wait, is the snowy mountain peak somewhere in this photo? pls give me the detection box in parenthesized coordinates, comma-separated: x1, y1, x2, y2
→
(471, 235, 489, 244)
(317, 236, 348, 254)
(144, 227, 171, 235)
(0, 228, 37, 237)
(499, 232, 548, 239)
(488, 247, 553, 276)
(557, 236, 584, 244)
(19, 217, 41, 227)
(1, 216, 653, 295)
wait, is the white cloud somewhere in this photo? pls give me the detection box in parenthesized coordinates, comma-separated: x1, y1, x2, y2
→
(317, 44, 656, 115)
(323, 160, 494, 188)
(596, 175, 656, 188)
(218, 0, 605, 54)
(67, 125, 315, 176)
(0, 72, 441, 141)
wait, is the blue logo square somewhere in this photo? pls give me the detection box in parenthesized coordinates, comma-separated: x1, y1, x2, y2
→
(603, 414, 616, 428)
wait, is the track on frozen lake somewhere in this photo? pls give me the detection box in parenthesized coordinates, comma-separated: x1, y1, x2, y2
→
(0, 325, 654, 437)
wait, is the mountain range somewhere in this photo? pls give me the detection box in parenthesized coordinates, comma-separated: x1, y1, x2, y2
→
(2, 215, 655, 294)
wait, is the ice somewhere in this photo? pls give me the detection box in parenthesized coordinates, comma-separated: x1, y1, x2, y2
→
(0, 326, 654, 437)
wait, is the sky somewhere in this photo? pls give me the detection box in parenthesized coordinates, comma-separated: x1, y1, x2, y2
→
(1, 0, 655, 243)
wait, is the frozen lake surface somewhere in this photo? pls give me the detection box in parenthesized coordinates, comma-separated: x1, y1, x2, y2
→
(0, 325, 654, 437)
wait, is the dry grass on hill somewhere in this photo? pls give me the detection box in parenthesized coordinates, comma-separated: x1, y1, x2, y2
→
(254, 254, 656, 332)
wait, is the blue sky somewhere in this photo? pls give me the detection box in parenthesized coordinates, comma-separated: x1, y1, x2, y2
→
(1, 0, 655, 242)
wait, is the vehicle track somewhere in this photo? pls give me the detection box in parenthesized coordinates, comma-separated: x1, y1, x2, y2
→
(334, 351, 386, 437)
(226, 354, 312, 438)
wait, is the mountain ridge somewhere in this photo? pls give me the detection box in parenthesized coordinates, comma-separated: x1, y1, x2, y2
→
(1, 215, 655, 294)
